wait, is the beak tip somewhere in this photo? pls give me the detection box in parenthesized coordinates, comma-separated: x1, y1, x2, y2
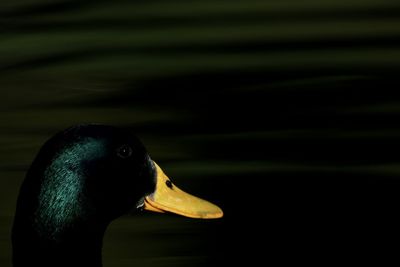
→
(219, 210, 224, 218)
(216, 209, 224, 219)
(202, 205, 224, 219)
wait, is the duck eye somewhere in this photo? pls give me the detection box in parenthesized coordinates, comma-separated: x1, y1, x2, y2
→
(117, 145, 133, 159)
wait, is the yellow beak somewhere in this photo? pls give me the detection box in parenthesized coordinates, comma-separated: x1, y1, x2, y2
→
(144, 161, 223, 219)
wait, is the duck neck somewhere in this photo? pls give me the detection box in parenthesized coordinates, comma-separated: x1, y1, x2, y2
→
(12, 216, 108, 267)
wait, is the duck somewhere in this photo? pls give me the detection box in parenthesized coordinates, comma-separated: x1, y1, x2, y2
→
(12, 124, 223, 267)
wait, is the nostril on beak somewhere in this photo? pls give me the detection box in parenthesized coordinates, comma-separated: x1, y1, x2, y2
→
(165, 180, 173, 189)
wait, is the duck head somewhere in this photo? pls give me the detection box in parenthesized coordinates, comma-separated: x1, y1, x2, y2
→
(12, 124, 222, 267)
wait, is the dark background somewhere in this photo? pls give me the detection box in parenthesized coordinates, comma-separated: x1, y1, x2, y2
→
(1, 0, 400, 266)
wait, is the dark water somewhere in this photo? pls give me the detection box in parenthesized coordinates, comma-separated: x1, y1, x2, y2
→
(2, 0, 400, 265)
